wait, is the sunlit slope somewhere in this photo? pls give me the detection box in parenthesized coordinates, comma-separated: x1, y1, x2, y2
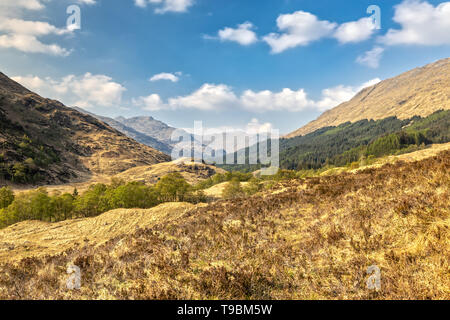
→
(113, 158, 227, 185)
(287, 58, 450, 138)
(0, 203, 196, 262)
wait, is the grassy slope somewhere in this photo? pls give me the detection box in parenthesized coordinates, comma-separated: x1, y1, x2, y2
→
(286, 58, 450, 138)
(0, 150, 448, 300)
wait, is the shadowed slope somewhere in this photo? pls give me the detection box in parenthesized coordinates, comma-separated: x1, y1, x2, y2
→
(0, 72, 170, 185)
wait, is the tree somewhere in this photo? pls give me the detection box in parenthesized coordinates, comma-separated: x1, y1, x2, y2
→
(0, 186, 14, 209)
(74, 184, 108, 217)
(52, 193, 75, 221)
(108, 182, 159, 209)
(155, 173, 191, 202)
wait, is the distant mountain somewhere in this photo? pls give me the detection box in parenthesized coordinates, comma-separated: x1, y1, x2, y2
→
(73, 108, 172, 155)
(0, 72, 170, 185)
(115, 116, 179, 147)
(286, 58, 450, 138)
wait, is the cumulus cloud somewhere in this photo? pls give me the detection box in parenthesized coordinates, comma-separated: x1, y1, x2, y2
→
(189, 119, 273, 136)
(134, 84, 238, 111)
(314, 78, 381, 111)
(241, 88, 312, 112)
(77, 0, 97, 4)
(380, 0, 450, 46)
(132, 94, 166, 111)
(149, 72, 181, 82)
(133, 79, 381, 113)
(263, 11, 337, 54)
(0, 34, 71, 56)
(334, 17, 377, 44)
(0, 0, 82, 56)
(169, 84, 237, 110)
(0, 0, 44, 12)
(356, 47, 385, 68)
(134, 0, 194, 14)
(262, 11, 379, 53)
(217, 22, 258, 46)
(12, 73, 126, 109)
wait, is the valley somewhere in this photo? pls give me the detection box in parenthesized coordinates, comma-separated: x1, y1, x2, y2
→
(0, 58, 448, 301)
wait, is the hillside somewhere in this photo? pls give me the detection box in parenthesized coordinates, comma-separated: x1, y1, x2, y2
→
(73, 108, 172, 155)
(0, 202, 196, 262)
(0, 150, 448, 299)
(0, 72, 170, 185)
(286, 58, 450, 138)
(114, 158, 227, 185)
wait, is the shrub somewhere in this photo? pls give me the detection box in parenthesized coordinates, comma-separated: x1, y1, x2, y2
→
(243, 178, 263, 196)
(222, 178, 245, 199)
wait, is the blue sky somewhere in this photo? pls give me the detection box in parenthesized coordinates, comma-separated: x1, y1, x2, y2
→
(1, 0, 449, 134)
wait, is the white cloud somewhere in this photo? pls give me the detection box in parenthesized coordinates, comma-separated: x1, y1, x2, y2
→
(190, 119, 273, 136)
(217, 22, 258, 46)
(133, 79, 381, 113)
(149, 72, 181, 82)
(181, 118, 275, 154)
(134, 0, 194, 14)
(262, 11, 379, 53)
(0, 0, 76, 56)
(241, 88, 312, 112)
(0, 19, 70, 36)
(77, 0, 96, 4)
(0, 0, 44, 12)
(133, 84, 238, 111)
(0, 34, 71, 56)
(356, 47, 385, 68)
(132, 94, 166, 111)
(263, 11, 337, 54)
(334, 17, 376, 44)
(12, 73, 127, 109)
(380, 0, 450, 45)
(314, 78, 381, 111)
(168, 84, 238, 110)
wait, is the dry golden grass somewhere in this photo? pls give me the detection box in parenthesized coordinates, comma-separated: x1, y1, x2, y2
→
(114, 158, 226, 185)
(315, 143, 450, 177)
(0, 203, 196, 263)
(0, 151, 448, 300)
(204, 182, 249, 198)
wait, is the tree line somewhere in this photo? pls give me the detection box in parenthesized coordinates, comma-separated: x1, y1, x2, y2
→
(0, 173, 207, 229)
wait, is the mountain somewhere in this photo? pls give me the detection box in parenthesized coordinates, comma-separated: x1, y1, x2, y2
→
(0, 72, 170, 185)
(115, 116, 179, 146)
(286, 58, 450, 138)
(72, 108, 172, 155)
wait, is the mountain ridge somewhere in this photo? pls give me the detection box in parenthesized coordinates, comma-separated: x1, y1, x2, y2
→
(72, 107, 172, 155)
(286, 58, 450, 138)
